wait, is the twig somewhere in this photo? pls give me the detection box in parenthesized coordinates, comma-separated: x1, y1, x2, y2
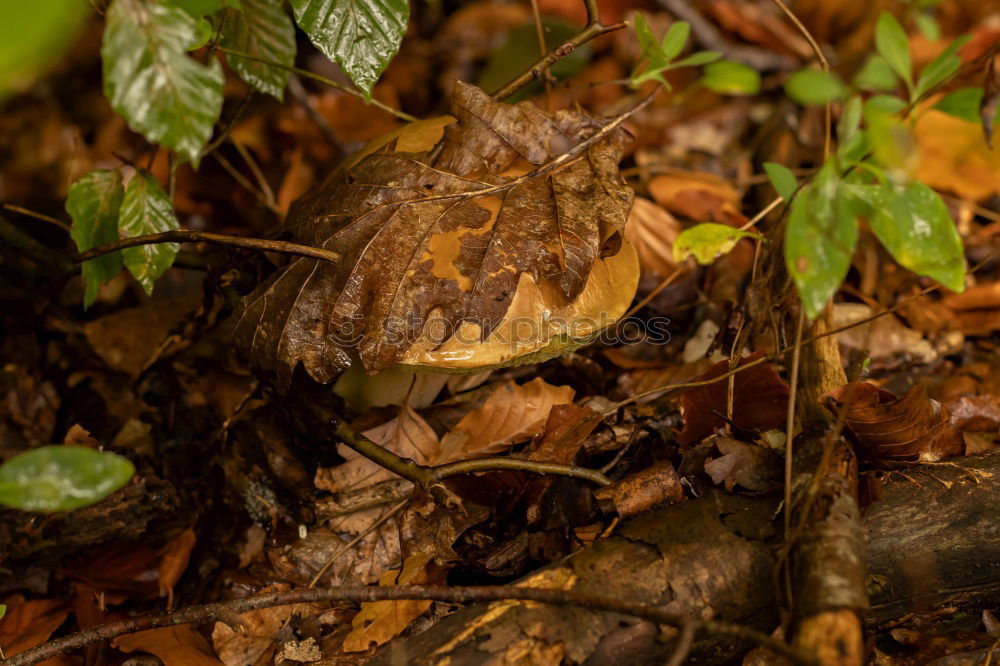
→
(529, 0, 553, 108)
(490, 0, 626, 101)
(287, 73, 340, 147)
(75, 230, 341, 265)
(783, 308, 805, 536)
(211, 45, 417, 122)
(331, 417, 611, 487)
(211, 151, 281, 215)
(230, 138, 276, 209)
(625, 264, 687, 317)
(3, 585, 817, 666)
(2, 205, 72, 232)
(434, 457, 611, 486)
(665, 621, 697, 666)
(769, 0, 831, 157)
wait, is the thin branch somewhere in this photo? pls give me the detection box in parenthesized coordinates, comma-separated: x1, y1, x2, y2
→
(211, 151, 281, 215)
(211, 45, 417, 122)
(230, 138, 276, 209)
(783, 308, 806, 537)
(529, 0, 553, 108)
(331, 418, 435, 486)
(434, 457, 612, 486)
(309, 499, 409, 588)
(2, 205, 72, 233)
(490, 0, 626, 101)
(4, 585, 817, 666)
(75, 230, 341, 265)
(769, 0, 831, 157)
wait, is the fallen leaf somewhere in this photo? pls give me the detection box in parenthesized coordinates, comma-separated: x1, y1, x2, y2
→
(230, 81, 633, 381)
(436, 378, 575, 463)
(342, 553, 436, 652)
(63, 423, 99, 447)
(648, 171, 748, 226)
(211, 585, 321, 666)
(623, 195, 681, 277)
(914, 108, 1000, 202)
(824, 382, 965, 466)
(0, 596, 69, 658)
(158, 528, 197, 604)
(703, 437, 781, 492)
(678, 351, 790, 445)
(84, 292, 200, 378)
(831, 302, 936, 363)
(113, 625, 222, 666)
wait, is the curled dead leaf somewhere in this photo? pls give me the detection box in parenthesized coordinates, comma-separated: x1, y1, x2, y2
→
(648, 171, 748, 226)
(231, 82, 634, 383)
(824, 382, 965, 466)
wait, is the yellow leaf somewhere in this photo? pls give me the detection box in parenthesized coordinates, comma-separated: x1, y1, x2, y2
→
(915, 108, 1000, 202)
(342, 553, 435, 653)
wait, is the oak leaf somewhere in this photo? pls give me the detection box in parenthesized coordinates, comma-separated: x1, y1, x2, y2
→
(230, 82, 633, 383)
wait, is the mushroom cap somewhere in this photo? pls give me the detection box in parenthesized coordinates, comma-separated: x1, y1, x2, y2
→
(398, 239, 640, 373)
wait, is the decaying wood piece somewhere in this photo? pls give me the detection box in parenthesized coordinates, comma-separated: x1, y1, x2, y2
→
(0, 475, 179, 587)
(370, 451, 1000, 665)
(787, 313, 867, 666)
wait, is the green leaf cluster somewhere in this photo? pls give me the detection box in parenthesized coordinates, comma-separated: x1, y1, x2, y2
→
(629, 15, 722, 88)
(0, 445, 135, 513)
(66, 170, 180, 304)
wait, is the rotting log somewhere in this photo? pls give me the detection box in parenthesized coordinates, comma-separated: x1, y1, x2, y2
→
(370, 450, 1000, 665)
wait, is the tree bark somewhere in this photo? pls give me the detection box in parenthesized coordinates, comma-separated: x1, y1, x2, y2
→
(371, 451, 1000, 665)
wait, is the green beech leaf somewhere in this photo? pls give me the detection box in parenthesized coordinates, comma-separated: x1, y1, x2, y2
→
(854, 54, 898, 92)
(764, 162, 797, 200)
(0, 445, 134, 512)
(701, 60, 760, 95)
(221, 0, 296, 98)
(673, 223, 761, 265)
(102, 0, 224, 164)
(915, 13, 941, 41)
(119, 172, 180, 294)
(290, 0, 409, 98)
(875, 12, 912, 90)
(784, 161, 859, 319)
(933, 87, 983, 123)
(870, 181, 966, 291)
(837, 95, 867, 163)
(914, 35, 969, 100)
(661, 21, 690, 61)
(66, 170, 126, 307)
(785, 69, 846, 106)
(864, 94, 908, 115)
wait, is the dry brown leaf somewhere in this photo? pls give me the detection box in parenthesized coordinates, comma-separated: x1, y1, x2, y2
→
(623, 196, 681, 278)
(678, 351, 789, 445)
(210, 585, 321, 666)
(824, 382, 964, 466)
(436, 378, 575, 463)
(915, 109, 1000, 202)
(230, 82, 633, 382)
(703, 437, 781, 492)
(114, 625, 223, 666)
(0, 596, 69, 658)
(158, 528, 197, 604)
(84, 292, 200, 378)
(315, 405, 438, 494)
(341, 553, 435, 653)
(647, 171, 747, 226)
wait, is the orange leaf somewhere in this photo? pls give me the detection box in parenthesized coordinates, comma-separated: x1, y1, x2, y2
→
(914, 109, 1000, 202)
(159, 528, 197, 603)
(436, 378, 575, 463)
(113, 625, 222, 666)
(0, 596, 68, 658)
(624, 196, 681, 278)
(648, 171, 747, 226)
(342, 553, 435, 653)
